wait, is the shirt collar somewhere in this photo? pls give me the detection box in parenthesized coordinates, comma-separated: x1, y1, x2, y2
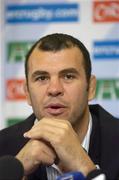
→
(82, 113, 92, 153)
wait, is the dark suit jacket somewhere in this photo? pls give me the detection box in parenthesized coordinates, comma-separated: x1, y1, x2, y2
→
(0, 104, 119, 179)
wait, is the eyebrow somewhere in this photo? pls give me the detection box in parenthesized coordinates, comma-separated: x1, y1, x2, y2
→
(31, 70, 49, 79)
(59, 68, 79, 75)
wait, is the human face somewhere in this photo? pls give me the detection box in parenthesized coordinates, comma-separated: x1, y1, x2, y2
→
(24, 47, 96, 125)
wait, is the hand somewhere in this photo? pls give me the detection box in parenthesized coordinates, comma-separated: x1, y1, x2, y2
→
(24, 118, 96, 176)
(16, 139, 56, 175)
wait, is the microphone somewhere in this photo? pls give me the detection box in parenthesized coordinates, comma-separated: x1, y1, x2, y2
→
(0, 155, 24, 180)
(56, 171, 86, 180)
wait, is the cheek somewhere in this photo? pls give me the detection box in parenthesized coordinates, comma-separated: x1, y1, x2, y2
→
(66, 85, 88, 105)
(29, 87, 45, 105)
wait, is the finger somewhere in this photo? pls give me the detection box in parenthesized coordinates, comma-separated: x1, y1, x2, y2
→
(35, 140, 56, 159)
(24, 128, 57, 144)
(16, 139, 57, 175)
(24, 119, 72, 140)
(33, 117, 71, 130)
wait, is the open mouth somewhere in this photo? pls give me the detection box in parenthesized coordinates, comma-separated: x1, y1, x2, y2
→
(45, 104, 67, 115)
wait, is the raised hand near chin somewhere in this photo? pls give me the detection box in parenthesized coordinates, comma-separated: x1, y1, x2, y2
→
(24, 118, 96, 176)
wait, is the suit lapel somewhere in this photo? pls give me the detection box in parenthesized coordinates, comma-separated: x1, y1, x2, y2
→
(88, 112, 101, 166)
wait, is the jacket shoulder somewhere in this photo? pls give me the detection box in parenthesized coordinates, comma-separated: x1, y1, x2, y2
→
(89, 104, 119, 179)
(0, 114, 35, 156)
(89, 104, 119, 126)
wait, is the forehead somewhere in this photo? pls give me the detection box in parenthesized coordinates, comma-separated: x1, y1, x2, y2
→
(28, 47, 84, 72)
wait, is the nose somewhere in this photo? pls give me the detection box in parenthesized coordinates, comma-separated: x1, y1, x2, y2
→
(47, 77, 64, 97)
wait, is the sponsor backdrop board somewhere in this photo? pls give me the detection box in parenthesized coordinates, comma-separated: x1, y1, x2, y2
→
(1, 0, 119, 128)
(0, 0, 5, 129)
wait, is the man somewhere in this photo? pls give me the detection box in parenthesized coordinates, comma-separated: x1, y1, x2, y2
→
(0, 33, 119, 179)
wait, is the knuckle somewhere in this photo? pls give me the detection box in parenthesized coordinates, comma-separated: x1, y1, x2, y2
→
(63, 123, 71, 134)
(30, 141, 42, 158)
(30, 149, 38, 159)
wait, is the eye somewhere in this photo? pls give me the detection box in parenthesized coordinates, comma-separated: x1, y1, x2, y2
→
(35, 75, 49, 82)
(64, 73, 75, 80)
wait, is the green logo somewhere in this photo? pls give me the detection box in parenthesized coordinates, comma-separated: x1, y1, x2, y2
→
(95, 79, 119, 99)
(6, 118, 24, 127)
(7, 41, 34, 62)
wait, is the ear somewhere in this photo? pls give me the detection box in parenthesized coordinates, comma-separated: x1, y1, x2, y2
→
(88, 75, 96, 101)
(23, 80, 32, 106)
